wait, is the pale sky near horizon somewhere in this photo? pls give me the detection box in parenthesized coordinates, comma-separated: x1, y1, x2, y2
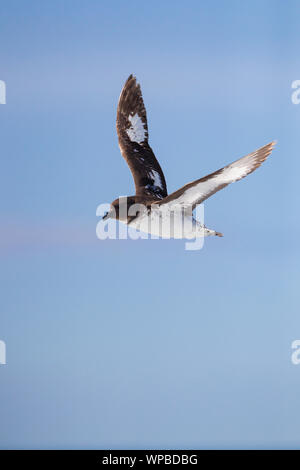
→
(0, 0, 300, 449)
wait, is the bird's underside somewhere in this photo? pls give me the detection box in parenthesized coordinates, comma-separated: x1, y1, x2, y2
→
(115, 74, 276, 238)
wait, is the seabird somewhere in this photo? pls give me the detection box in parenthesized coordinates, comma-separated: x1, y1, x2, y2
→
(102, 75, 275, 239)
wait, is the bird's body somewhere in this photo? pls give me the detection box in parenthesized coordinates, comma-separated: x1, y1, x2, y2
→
(128, 205, 218, 239)
(102, 75, 276, 239)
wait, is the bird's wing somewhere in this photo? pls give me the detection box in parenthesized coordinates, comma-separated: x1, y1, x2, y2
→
(116, 75, 167, 200)
(156, 141, 275, 209)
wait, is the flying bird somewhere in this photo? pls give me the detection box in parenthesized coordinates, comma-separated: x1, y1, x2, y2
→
(102, 75, 275, 239)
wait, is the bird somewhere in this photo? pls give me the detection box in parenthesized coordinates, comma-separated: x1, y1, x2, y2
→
(102, 74, 275, 239)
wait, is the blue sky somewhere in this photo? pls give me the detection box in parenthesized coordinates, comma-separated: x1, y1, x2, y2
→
(0, 0, 300, 449)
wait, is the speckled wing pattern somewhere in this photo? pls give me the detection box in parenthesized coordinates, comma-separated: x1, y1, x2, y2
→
(116, 75, 167, 200)
(157, 141, 276, 209)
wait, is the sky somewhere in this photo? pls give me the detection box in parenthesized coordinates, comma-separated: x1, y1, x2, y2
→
(0, 0, 300, 449)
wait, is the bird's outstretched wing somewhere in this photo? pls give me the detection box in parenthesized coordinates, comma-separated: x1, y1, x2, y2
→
(156, 141, 276, 209)
(116, 75, 167, 200)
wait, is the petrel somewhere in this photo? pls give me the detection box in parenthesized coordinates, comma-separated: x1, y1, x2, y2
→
(102, 75, 275, 239)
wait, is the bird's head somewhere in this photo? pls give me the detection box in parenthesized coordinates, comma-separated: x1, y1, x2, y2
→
(102, 197, 136, 222)
(101, 200, 118, 221)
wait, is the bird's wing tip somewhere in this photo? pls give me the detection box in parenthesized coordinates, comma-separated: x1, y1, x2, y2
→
(267, 140, 277, 150)
(126, 74, 137, 83)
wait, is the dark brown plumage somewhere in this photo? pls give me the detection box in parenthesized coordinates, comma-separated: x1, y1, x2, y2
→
(116, 75, 167, 200)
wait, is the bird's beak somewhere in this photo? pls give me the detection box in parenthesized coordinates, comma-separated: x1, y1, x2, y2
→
(102, 211, 110, 221)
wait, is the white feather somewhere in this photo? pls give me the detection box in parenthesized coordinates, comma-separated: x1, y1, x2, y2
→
(126, 113, 146, 143)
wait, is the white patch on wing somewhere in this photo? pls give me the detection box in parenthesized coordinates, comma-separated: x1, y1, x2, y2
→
(169, 179, 217, 207)
(162, 145, 273, 209)
(149, 170, 163, 189)
(168, 166, 247, 207)
(144, 169, 164, 197)
(126, 113, 146, 143)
